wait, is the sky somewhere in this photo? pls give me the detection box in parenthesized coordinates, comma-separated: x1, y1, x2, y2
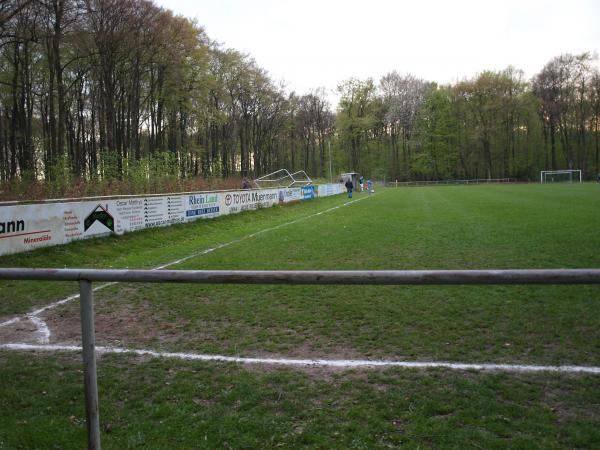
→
(155, 0, 600, 105)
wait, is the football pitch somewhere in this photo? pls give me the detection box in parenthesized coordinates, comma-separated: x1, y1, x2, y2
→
(1, 184, 600, 448)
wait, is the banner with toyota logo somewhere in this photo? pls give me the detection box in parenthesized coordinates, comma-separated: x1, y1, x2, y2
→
(220, 189, 279, 215)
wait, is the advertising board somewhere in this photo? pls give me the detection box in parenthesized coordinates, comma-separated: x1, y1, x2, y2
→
(0, 183, 343, 257)
(317, 183, 344, 197)
(301, 185, 317, 200)
(277, 187, 303, 203)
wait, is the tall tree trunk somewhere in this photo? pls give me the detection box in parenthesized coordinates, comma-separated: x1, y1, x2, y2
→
(9, 41, 19, 179)
(550, 121, 557, 170)
(46, 37, 57, 178)
(53, 0, 66, 174)
(483, 136, 492, 179)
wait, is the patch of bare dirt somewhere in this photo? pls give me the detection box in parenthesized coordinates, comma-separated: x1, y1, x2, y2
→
(5, 287, 428, 380)
(235, 338, 366, 361)
(44, 296, 190, 348)
(0, 317, 40, 343)
(542, 382, 600, 424)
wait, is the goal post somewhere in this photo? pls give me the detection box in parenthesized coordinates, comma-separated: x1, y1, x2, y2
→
(540, 170, 582, 183)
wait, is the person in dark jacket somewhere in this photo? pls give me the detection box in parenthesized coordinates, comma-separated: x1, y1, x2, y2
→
(242, 177, 251, 189)
(345, 179, 354, 198)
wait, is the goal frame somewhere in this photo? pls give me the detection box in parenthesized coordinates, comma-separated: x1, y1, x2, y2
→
(254, 168, 312, 188)
(540, 170, 582, 183)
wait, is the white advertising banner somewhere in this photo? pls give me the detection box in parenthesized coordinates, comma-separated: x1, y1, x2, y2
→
(184, 192, 221, 221)
(0, 184, 342, 257)
(318, 183, 344, 197)
(277, 187, 303, 203)
(219, 189, 279, 216)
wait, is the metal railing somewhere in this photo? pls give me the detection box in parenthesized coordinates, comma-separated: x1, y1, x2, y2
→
(388, 178, 515, 187)
(2, 267, 600, 449)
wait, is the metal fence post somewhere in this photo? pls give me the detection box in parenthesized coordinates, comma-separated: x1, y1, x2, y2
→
(79, 279, 101, 450)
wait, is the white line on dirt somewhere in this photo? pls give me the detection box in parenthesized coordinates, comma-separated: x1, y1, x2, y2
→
(2, 343, 599, 374)
(0, 194, 371, 336)
(0, 317, 20, 327)
(30, 282, 118, 317)
(26, 316, 50, 344)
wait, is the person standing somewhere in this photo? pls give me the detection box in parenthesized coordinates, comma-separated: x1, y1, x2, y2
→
(345, 178, 354, 198)
(367, 179, 373, 194)
(242, 177, 251, 189)
(359, 175, 364, 192)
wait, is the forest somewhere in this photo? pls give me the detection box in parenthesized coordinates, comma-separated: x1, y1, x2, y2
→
(1, 0, 599, 197)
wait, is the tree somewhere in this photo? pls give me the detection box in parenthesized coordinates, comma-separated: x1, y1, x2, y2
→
(379, 71, 428, 179)
(533, 53, 597, 171)
(414, 85, 460, 179)
(336, 78, 377, 171)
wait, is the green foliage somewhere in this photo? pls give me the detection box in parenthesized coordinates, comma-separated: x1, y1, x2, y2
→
(0, 0, 598, 189)
(44, 153, 75, 196)
(332, 62, 598, 182)
(336, 78, 380, 171)
(413, 86, 460, 179)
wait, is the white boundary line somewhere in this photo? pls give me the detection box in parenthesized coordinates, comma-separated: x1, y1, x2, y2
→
(27, 315, 50, 344)
(0, 195, 370, 338)
(2, 343, 599, 374)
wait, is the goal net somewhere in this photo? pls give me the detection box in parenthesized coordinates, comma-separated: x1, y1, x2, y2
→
(540, 170, 582, 183)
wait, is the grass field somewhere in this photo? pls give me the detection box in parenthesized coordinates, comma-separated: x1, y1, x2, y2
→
(1, 184, 600, 448)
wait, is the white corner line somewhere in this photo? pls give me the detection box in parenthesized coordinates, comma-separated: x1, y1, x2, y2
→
(26, 316, 50, 344)
(0, 317, 20, 327)
(1, 343, 599, 374)
(0, 194, 371, 330)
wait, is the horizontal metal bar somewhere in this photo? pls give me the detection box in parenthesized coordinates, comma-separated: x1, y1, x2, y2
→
(0, 268, 600, 285)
